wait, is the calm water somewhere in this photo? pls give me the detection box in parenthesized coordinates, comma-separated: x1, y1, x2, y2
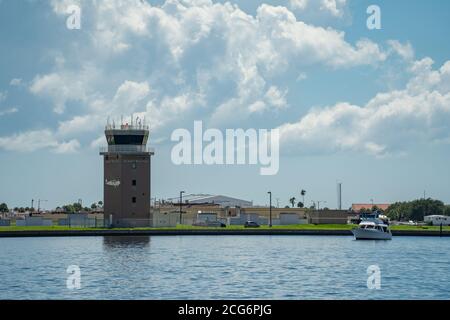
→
(0, 235, 449, 299)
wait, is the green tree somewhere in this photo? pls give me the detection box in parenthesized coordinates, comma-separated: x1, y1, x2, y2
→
(74, 202, 82, 212)
(289, 197, 296, 208)
(386, 198, 445, 221)
(297, 201, 304, 208)
(0, 203, 8, 213)
(300, 189, 306, 205)
(444, 205, 450, 216)
(91, 203, 98, 210)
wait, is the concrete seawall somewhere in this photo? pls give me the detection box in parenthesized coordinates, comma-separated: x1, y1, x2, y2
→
(0, 229, 449, 238)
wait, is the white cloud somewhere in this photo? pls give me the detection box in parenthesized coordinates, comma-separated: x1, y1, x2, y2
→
(0, 129, 80, 153)
(264, 86, 288, 109)
(50, 0, 80, 15)
(30, 72, 87, 114)
(57, 115, 101, 137)
(0, 91, 7, 102)
(290, 0, 348, 18)
(9, 78, 22, 86)
(90, 135, 106, 149)
(14, 0, 395, 153)
(277, 59, 450, 156)
(290, 0, 309, 10)
(388, 40, 414, 61)
(0, 107, 18, 117)
(53, 139, 81, 154)
(112, 80, 150, 113)
(320, 0, 346, 17)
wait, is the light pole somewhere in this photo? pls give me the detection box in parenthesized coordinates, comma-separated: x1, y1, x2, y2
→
(268, 191, 272, 227)
(317, 200, 327, 211)
(179, 191, 185, 225)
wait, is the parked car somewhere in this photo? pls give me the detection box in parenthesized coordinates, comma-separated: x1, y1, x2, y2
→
(244, 221, 260, 228)
(206, 221, 226, 228)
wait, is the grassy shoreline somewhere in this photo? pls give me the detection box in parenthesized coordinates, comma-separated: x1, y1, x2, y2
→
(0, 224, 449, 232)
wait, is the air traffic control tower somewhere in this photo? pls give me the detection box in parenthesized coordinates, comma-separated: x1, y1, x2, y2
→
(100, 118, 154, 228)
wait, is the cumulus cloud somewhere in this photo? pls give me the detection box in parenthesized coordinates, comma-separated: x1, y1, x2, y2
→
(29, 66, 97, 114)
(53, 139, 81, 154)
(388, 40, 414, 61)
(290, 0, 309, 10)
(12, 0, 411, 155)
(290, 0, 348, 18)
(277, 58, 450, 156)
(0, 129, 80, 153)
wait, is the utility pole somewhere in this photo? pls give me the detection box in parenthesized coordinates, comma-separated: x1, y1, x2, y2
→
(268, 191, 272, 227)
(317, 200, 327, 211)
(337, 182, 342, 210)
(37, 199, 48, 214)
(179, 191, 185, 225)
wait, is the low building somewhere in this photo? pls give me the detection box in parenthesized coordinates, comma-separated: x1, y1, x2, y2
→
(308, 210, 350, 224)
(352, 203, 390, 212)
(181, 194, 253, 208)
(151, 209, 179, 227)
(16, 216, 53, 227)
(424, 215, 450, 226)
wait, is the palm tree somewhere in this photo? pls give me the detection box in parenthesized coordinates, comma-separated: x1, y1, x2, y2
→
(301, 189, 306, 205)
(289, 197, 296, 208)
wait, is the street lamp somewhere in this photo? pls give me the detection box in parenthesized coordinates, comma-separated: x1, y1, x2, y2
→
(267, 191, 272, 227)
(317, 200, 327, 210)
(179, 191, 185, 225)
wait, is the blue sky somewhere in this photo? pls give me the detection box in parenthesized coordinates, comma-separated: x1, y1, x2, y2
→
(1, 0, 450, 209)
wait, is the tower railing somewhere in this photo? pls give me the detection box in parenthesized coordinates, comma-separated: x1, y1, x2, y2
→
(99, 145, 155, 153)
(105, 123, 149, 130)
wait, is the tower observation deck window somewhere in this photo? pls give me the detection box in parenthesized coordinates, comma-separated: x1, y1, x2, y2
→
(113, 135, 144, 145)
(132, 197, 136, 203)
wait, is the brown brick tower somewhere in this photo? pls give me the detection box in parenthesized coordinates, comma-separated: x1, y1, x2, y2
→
(100, 118, 154, 227)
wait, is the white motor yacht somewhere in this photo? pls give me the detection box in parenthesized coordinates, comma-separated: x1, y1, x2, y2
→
(352, 220, 392, 240)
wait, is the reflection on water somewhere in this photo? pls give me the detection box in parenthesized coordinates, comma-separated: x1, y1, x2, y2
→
(103, 236, 150, 249)
(1, 236, 450, 299)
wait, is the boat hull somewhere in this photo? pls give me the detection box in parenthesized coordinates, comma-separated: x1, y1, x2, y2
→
(352, 228, 392, 240)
